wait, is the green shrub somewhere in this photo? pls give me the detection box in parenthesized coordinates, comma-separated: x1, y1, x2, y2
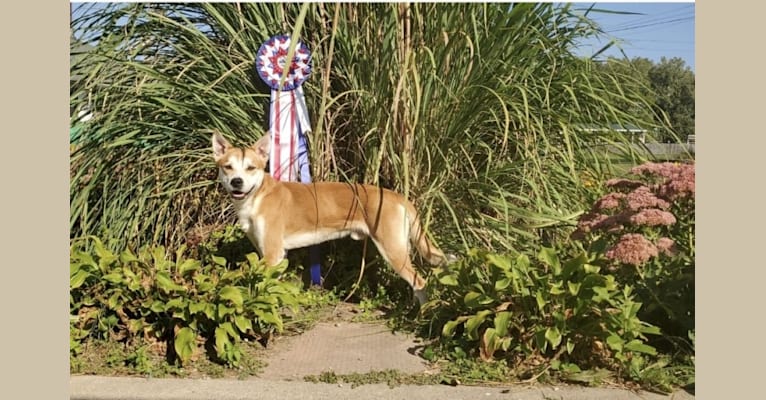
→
(70, 236, 304, 367)
(421, 247, 661, 383)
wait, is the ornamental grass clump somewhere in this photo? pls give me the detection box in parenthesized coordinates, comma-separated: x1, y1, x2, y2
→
(573, 161, 694, 352)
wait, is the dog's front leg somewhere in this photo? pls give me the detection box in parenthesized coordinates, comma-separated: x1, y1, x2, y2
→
(258, 225, 286, 267)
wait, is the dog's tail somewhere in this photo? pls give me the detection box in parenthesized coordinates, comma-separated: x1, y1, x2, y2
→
(406, 203, 449, 266)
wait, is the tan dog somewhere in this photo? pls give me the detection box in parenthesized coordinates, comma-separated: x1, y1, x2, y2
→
(212, 132, 447, 304)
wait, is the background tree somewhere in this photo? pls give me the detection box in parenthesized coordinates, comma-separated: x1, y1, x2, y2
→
(648, 57, 695, 142)
(594, 56, 695, 143)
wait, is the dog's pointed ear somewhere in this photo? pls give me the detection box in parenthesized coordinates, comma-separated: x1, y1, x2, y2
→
(212, 131, 231, 161)
(252, 134, 271, 162)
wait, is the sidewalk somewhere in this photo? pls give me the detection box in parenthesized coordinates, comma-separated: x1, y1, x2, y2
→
(70, 375, 694, 400)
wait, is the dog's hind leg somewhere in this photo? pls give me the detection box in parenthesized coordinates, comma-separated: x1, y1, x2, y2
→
(371, 236, 427, 305)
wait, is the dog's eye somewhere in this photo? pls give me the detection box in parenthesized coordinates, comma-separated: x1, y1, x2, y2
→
(223, 164, 233, 170)
(246, 166, 256, 171)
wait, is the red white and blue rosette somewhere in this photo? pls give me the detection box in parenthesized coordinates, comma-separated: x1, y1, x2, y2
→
(254, 34, 313, 183)
(255, 34, 321, 285)
(255, 34, 312, 91)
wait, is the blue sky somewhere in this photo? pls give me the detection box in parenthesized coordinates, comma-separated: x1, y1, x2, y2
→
(570, 2, 695, 71)
(71, 2, 695, 71)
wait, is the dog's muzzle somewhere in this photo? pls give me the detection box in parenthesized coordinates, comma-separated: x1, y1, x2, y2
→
(228, 177, 252, 200)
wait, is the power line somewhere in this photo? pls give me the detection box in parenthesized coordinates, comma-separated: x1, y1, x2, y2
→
(602, 4, 694, 31)
(609, 16, 694, 33)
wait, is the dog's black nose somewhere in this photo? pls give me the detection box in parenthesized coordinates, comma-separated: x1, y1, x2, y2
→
(230, 177, 243, 189)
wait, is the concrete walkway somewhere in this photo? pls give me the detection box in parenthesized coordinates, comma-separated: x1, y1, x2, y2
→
(70, 304, 694, 399)
(70, 375, 694, 400)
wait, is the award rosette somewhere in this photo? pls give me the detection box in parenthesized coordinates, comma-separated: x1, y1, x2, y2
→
(255, 34, 321, 284)
(255, 34, 313, 182)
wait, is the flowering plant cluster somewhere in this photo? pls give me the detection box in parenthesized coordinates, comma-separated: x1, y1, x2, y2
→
(573, 161, 695, 342)
(573, 162, 694, 267)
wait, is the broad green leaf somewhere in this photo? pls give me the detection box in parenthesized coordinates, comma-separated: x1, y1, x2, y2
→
(178, 259, 200, 276)
(198, 281, 215, 293)
(189, 301, 207, 314)
(102, 272, 124, 284)
(568, 281, 581, 296)
(535, 329, 549, 353)
(122, 268, 137, 284)
(215, 326, 231, 357)
(221, 270, 244, 282)
(165, 298, 186, 310)
(174, 327, 196, 363)
(127, 319, 144, 334)
(245, 252, 261, 267)
(535, 290, 547, 310)
(545, 327, 562, 348)
(494, 278, 511, 291)
(234, 315, 253, 333)
(155, 271, 184, 293)
(150, 300, 166, 313)
(625, 339, 657, 355)
(549, 282, 566, 295)
(94, 239, 118, 266)
(70, 270, 91, 289)
(464, 291, 492, 308)
(494, 311, 512, 337)
(592, 287, 612, 303)
(120, 249, 139, 264)
(486, 253, 512, 271)
(254, 309, 283, 332)
(77, 253, 98, 270)
(151, 246, 168, 270)
(211, 255, 227, 267)
(538, 247, 561, 275)
(220, 321, 238, 339)
(107, 292, 122, 309)
(561, 252, 588, 280)
(437, 273, 459, 287)
(219, 286, 244, 308)
(500, 337, 513, 351)
(465, 310, 492, 340)
(561, 362, 582, 373)
(442, 316, 470, 337)
(606, 334, 624, 351)
(203, 304, 216, 319)
(218, 303, 236, 318)
(515, 253, 531, 270)
(480, 327, 498, 360)
(639, 323, 662, 335)
(566, 338, 576, 354)
(583, 264, 601, 274)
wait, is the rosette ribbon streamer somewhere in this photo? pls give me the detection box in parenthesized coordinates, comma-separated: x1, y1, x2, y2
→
(256, 35, 321, 285)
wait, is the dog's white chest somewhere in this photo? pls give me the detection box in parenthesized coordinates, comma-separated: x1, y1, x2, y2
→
(235, 195, 264, 247)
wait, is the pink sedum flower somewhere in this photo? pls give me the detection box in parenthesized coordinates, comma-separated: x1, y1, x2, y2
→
(605, 233, 658, 266)
(629, 209, 677, 227)
(625, 186, 670, 211)
(656, 237, 678, 257)
(593, 192, 626, 211)
(630, 162, 695, 201)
